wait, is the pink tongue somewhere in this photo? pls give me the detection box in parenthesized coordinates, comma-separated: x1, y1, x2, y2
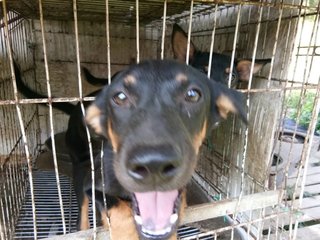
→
(134, 190, 178, 231)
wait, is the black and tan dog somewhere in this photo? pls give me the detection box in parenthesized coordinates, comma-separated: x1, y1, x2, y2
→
(84, 60, 247, 239)
(14, 60, 246, 239)
(172, 24, 271, 88)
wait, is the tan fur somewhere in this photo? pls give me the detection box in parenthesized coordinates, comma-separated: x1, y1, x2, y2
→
(100, 209, 110, 230)
(216, 94, 237, 119)
(80, 195, 90, 230)
(236, 60, 264, 81)
(124, 74, 137, 86)
(193, 120, 208, 155)
(107, 120, 119, 153)
(172, 31, 195, 63)
(108, 200, 139, 240)
(175, 73, 188, 83)
(85, 104, 103, 134)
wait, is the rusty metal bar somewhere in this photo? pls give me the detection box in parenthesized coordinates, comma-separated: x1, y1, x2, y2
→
(186, 0, 194, 65)
(38, 0, 66, 234)
(73, 0, 98, 236)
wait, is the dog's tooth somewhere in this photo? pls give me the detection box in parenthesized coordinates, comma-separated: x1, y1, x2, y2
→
(170, 213, 178, 224)
(134, 215, 143, 225)
(142, 227, 172, 236)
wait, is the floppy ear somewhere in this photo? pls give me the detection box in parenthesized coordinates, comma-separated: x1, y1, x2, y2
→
(172, 24, 196, 63)
(208, 81, 247, 128)
(236, 58, 271, 81)
(85, 87, 109, 136)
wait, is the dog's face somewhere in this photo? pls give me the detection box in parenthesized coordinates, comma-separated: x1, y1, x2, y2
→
(86, 60, 246, 239)
(172, 24, 270, 88)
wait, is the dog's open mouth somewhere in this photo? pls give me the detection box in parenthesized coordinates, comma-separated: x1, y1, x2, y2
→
(132, 190, 181, 239)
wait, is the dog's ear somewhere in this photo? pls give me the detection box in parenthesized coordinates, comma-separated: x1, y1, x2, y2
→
(85, 88, 109, 136)
(172, 23, 196, 63)
(236, 59, 271, 81)
(208, 81, 247, 127)
(86, 102, 104, 135)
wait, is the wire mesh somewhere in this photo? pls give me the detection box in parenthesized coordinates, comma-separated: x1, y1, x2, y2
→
(0, 0, 320, 239)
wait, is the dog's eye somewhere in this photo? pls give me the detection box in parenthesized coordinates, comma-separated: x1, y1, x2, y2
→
(185, 88, 201, 102)
(113, 92, 128, 105)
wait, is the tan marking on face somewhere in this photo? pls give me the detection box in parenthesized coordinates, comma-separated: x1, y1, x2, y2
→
(108, 120, 119, 153)
(124, 74, 136, 86)
(100, 209, 110, 230)
(86, 104, 103, 134)
(216, 94, 237, 119)
(225, 67, 231, 74)
(80, 195, 90, 230)
(175, 73, 188, 83)
(193, 120, 208, 155)
(108, 200, 139, 240)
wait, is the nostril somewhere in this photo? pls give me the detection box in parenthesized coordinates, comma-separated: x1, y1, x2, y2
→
(128, 165, 149, 180)
(161, 163, 178, 178)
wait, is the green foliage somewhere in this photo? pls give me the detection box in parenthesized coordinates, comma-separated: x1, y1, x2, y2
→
(309, 0, 318, 7)
(286, 90, 320, 133)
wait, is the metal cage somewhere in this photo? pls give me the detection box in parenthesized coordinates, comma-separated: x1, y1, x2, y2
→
(0, 0, 319, 239)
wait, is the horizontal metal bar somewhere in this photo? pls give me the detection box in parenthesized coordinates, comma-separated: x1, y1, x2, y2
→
(0, 96, 95, 106)
(182, 190, 282, 225)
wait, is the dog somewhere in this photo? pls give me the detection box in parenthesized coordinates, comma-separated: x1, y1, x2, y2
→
(172, 24, 271, 88)
(84, 59, 247, 239)
(14, 60, 247, 239)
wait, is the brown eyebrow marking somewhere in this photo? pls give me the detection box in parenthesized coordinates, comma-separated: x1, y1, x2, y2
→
(175, 73, 188, 83)
(124, 74, 137, 85)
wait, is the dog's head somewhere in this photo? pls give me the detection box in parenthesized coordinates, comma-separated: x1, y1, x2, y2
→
(86, 60, 246, 239)
(172, 24, 270, 88)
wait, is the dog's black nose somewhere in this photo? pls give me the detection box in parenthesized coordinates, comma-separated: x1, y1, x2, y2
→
(127, 146, 181, 183)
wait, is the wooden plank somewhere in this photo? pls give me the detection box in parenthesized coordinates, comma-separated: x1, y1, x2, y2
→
(296, 224, 320, 239)
(267, 224, 320, 240)
(45, 227, 110, 240)
(287, 173, 320, 186)
(182, 190, 281, 225)
(300, 195, 320, 209)
(303, 166, 320, 175)
(44, 191, 281, 239)
(299, 184, 320, 195)
(290, 195, 320, 209)
(301, 206, 320, 222)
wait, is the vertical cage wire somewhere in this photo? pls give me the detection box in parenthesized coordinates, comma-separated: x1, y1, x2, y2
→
(207, 4, 218, 79)
(1, 1, 37, 239)
(72, 0, 98, 234)
(291, 5, 320, 238)
(160, 0, 167, 60)
(186, 0, 194, 65)
(136, 0, 140, 63)
(227, 4, 242, 88)
(266, 2, 284, 89)
(38, 0, 66, 235)
(101, 0, 112, 232)
(0, 1, 319, 239)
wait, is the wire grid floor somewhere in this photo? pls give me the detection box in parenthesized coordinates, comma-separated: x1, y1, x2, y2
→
(14, 171, 78, 239)
(13, 170, 215, 239)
